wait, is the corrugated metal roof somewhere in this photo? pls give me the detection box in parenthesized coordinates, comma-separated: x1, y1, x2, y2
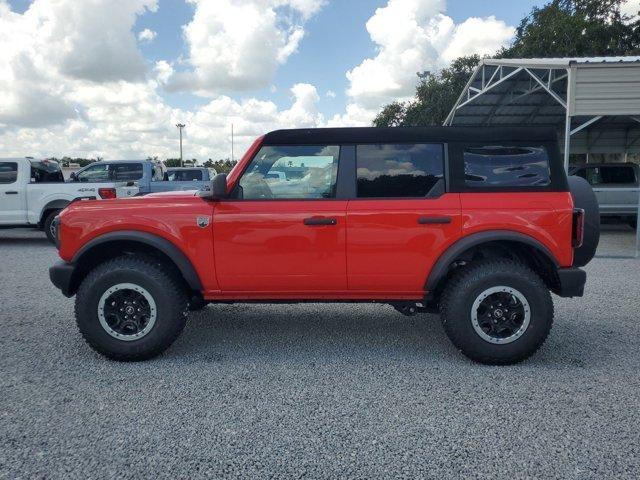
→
(445, 57, 640, 155)
(483, 56, 640, 69)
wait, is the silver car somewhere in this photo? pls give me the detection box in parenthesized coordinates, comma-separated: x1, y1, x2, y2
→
(570, 163, 639, 229)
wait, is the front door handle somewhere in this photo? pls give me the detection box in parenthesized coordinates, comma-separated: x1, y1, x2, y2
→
(418, 216, 452, 225)
(303, 217, 337, 226)
(5, 191, 18, 195)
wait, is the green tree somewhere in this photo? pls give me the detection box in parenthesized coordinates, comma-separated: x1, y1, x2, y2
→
(501, 0, 640, 58)
(373, 56, 480, 127)
(373, 0, 640, 127)
(203, 158, 237, 173)
(164, 158, 182, 167)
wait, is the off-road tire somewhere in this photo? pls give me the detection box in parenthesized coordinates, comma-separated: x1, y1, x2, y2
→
(440, 259, 553, 365)
(43, 209, 61, 244)
(75, 255, 188, 361)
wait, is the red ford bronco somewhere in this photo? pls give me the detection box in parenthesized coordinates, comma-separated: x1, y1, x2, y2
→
(50, 127, 599, 364)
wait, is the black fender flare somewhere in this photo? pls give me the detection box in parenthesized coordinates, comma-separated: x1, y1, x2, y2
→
(40, 199, 71, 223)
(425, 230, 559, 292)
(72, 231, 203, 291)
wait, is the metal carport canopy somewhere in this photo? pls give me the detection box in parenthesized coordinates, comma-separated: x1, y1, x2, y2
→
(444, 56, 640, 170)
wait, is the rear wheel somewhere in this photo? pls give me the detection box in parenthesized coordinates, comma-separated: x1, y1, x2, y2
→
(75, 255, 188, 361)
(43, 209, 61, 244)
(440, 259, 553, 365)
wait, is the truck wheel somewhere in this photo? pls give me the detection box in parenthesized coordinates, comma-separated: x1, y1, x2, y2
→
(75, 256, 188, 361)
(440, 259, 553, 365)
(43, 209, 61, 244)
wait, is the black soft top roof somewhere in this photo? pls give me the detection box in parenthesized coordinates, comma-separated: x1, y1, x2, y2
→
(262, 126, 558, 145)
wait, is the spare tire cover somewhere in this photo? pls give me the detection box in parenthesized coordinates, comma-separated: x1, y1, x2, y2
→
(568, 175, 600, 267)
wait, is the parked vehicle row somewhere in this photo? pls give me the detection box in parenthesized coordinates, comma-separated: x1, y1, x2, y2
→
(0, 158, 218, 242)
(570, 163, 639, 229)
(70, 160, 215, 195)
(49, 126, 599, 365)
(0, 158, 138, 242)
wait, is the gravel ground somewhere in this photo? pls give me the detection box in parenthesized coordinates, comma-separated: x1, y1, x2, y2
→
(1, 227, 639, 479)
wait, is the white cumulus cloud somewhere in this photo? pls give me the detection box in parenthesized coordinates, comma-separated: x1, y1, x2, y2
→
(138, 28, 157, 43)
(621, 0, 640, 18)
(166, 0, 325, 96)
(336, 0, 514, 125)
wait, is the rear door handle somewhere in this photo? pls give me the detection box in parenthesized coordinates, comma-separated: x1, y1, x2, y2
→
(5, 191, 18, 195)
(418, 216, 452, 225)
(304, 217, 337, 226)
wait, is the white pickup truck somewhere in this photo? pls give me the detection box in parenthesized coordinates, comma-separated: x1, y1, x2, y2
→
(0, 158, 138, 243)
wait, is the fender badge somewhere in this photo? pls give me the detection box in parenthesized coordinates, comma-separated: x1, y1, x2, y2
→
(197, 216, 210, 228)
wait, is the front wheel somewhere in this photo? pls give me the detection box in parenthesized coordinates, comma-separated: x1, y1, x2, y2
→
(43, 209, 61, 244)
(440, 259, 553, 365)
(75, 256, 188, 361)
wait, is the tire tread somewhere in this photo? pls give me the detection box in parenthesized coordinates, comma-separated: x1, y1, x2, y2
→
(74, 255, 188, 361)
(440, 258, 554, 365)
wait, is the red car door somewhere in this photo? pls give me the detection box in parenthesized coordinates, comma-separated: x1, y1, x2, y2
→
(346, 143, 462, 296)
(213, 145, 347, 294)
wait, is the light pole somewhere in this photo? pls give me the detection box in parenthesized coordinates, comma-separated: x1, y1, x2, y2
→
(176, 123, 185, 167)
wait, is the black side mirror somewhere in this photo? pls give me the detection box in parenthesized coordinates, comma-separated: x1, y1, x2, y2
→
(210, 173, 228, 199)
(69, 172, 77, 181)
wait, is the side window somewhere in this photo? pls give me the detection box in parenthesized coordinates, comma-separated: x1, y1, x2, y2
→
(112, 163, 143, 181)
(600, 166, 636, 184)
(238, 145, 339, 200)
(0, 162, 18, 184)
(464, 146, 551, 188)
(356, 143, 444, 198)
(76, 164, 110, 183)
(578, 167, 601, 185)
(167, 170, 203, 181)
(30, 161, 64, 183)
(152, 165, 165, 182)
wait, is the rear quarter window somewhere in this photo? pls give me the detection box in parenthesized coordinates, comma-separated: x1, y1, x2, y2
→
(463, 145, 551, 188)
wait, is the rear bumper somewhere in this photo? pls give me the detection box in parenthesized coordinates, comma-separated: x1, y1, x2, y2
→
(49, 261, 75, 297)
(555, 267, 587, 298)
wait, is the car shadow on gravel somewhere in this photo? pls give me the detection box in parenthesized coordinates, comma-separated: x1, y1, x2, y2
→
(0, 236, 50, 246)
(159, 302, 640, 369)
(167, 303, 459, 363)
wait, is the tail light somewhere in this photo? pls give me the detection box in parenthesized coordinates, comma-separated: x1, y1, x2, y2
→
(98, 188, 117, 199)
(572, 208, 585, 248)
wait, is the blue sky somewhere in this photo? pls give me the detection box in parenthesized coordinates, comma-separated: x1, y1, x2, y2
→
(4, 0, 543, 116)
(137, 0, 545, 118)
(1, 0, 547, 160)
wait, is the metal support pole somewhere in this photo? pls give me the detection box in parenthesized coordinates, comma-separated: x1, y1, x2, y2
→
(563, 68, 572, 172)
(176, 123, 185, 167)
(563, 114, 572, 172)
